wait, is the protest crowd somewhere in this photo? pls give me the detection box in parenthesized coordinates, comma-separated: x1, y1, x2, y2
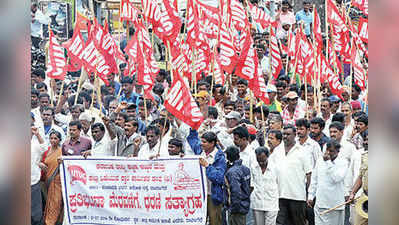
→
(31, 0, 368, 224)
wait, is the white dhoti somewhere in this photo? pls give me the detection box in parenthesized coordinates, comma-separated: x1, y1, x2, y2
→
(314, 205, 345, 225)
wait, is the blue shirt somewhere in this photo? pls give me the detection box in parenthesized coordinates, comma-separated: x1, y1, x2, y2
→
(118, 91, 141, 105)
(296, 9, 313, 36)
(114, 82, 121, 96)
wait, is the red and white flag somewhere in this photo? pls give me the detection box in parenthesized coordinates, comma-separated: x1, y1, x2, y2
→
(357, 17, 368, 43)
(270, 28, 283, 79)
(326, 0, 348, 32)
(229, 0, 249, 32)
(213, 55, 226, 85)
(352, 0, 368, 16)
(164, 71, 204, 130)
(313, 7, 323, 54)
(350, 40, 367, 90)
(235, 31, 256, 81)
(46, 30, 67, 80)
(197, 1, 221, 39)
(320, 54, 344, 99)
(217, 22, 238, 74)
(120, 0, 140, 22)
(248, 2, 275, 29)
(63, 25, 85, 72)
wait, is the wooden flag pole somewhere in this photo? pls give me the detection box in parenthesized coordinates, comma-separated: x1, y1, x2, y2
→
(325, 0, 329, 61)
(285, 26, 292, 75)
(268, 25, 273, 83)
(250, 91, 254, 124)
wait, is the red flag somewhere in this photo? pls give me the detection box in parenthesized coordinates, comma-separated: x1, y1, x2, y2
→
(270, 28, 283, 79)
(164, 71, 204, 130)
(197, 1, 221, 39)
(326, 0, 348, 32)
(186, 0, 200, 47)
(169, 42, 193, 80)
(141, 0, 181, 43)
(120, 0, 140, 22)
(78, 25, 111, 85)
(313, 7, 323, 54)
(230, 0, 249, 32)
(248, 2, 276, 29)
(136, 42, 157, 101)
(75, 12, 90, 31)
(357, 17, 368, 43)
(328, 40, 343, 76)
(350, 40, 366, 91)
(62, 26, 85, 72)
(249, 65, 270, 104)
(46, 30, 67, 80)
(235, 31, 256, 81)
(352, 0, 368, 16)
(320, 54, 344, 99)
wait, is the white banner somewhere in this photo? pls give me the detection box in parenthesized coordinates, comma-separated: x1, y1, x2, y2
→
(60, 156, 207, 225)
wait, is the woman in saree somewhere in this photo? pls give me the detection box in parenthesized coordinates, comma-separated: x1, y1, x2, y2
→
(39, 130, 63, 225)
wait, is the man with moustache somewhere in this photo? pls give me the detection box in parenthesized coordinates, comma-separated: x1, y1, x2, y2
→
(310, 117, 330, 149)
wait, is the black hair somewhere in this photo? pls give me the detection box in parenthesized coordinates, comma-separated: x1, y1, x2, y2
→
(212, 84, 225, 95)
(169, 138, 183, 152)
(91, 122, 105, 132)
(255, 146, 270, 157)
(310, 117, 326, 130)
(332, 113, 345, 124)
(225, 100, 236, 108)
(41, 106, 55, 115)
(49, 130, 62, 141)
(225, 146, 240, 162)
(237, 78, 249, 86)
(208, 106, 218, 119)
(116, 112, 129, 121)
(153, 83, 164, 96)
(31, 89, 40, 97)
(121, 76, 133, 84)
(254, 105, 270, 118)
(201, 132, 218, 146)
(355, 114, 368, 126)
(283, 124, 297, 133)
(275, 81, 287, 89)
(39, 93, 50, 100)
(295, 118, 310, 129)
(197, 81, 210, 90)
(69, 120, 82, 130)
(145, 125, 161, 136)
(329, 121, 345, 131)
(353, 111, 366, 119)
(79, 91, 92, 105)
(321, 97, 331, 106)
(36, 82, 47, 90)
(269, 129, 283, 141)
(326, 139, 341, 151)
(232, 126, 249, 139)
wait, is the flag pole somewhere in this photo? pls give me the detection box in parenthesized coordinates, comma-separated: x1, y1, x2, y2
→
(325, 0, 329, 61)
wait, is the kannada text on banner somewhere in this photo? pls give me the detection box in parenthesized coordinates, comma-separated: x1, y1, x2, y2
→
(60, 156, 207, 225)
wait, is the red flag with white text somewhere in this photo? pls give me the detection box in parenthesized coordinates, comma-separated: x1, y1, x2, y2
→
(164, 71, 204, 130)
(46, 30, 67, 80)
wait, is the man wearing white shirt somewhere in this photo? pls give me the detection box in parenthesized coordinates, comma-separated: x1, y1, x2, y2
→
(267, 129, 283, 165)
(31, 2, 50, 48)
(276, 125, 312, 225)
(40, 106, 65, 146)
(318, 98, 333, 137)
(31, 123, 47, 225)
(251, 147, 279, 225)
(233, 126, 256, 169)
(296, 119, 322, 169)
(328, 121, 357, 225)
(89, 123, 114, 156)
(138, 125, 169, 159)
(307, 139, 348, 225)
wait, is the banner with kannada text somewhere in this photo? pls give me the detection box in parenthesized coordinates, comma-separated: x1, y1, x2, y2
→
(60, 156, 207, 225)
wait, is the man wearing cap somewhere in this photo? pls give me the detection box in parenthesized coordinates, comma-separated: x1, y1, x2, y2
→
(350, 101, 362, 114)
(193, 91, 210, 118)
(281, 91, 305, 126)
(79, 112, 93, 140)
(329, 95, 341, 115)
(265, 85, 282, 112)
(217, 111, 241, 150)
